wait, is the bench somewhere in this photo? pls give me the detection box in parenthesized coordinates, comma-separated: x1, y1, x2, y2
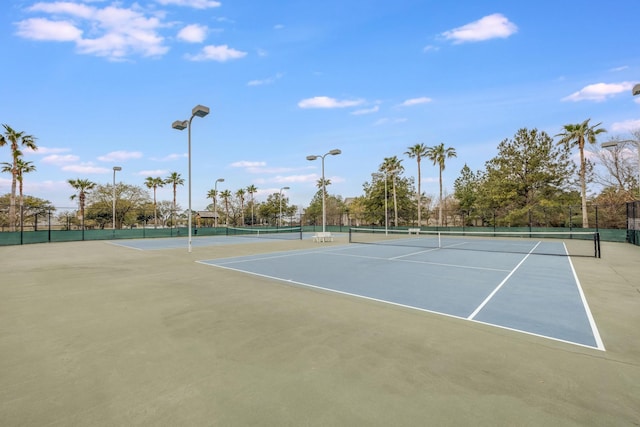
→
(313, 232, 334, 242)
(408, 228, 421, 235)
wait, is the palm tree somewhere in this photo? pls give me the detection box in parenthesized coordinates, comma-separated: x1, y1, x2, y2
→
(144, 176, 165, 228)
(405, 143, 428, 226)
(247, 184, 257, 225)
(236, 188, 246, 225)
(556, 119, 606, 228)
(68, 178, 96, 229)
(206, 188, 218, 226)
(0, 124, 37, 231)
(426, 143, 457, 226)
(1, 159, 35, 228)
(164, 172, 184, 228)
(220, 189, 232, 226)
(381, 156, 403, 227)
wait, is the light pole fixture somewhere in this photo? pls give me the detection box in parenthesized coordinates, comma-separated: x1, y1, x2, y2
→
(633, 83, 640, 97)
(214, 178, 224, 228)
(306, 149, 341, 235)
(172, 104, 210, 253)
(112, 166, 122, 233)
(601, 139, 640, 198)
(372, 172, 388, 235)
(279, 186, 290, 227)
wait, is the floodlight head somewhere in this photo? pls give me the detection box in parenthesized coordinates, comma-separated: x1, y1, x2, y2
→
(192, 104, 210, 118)
(172, 120, 188, 130)
(306, 155, 318, 161)
(113, 166, 122, 171)
(329, 149, 341, 155)
(633, 83, 640, 96)
(216, 178, 224, 183)
(282, 186, 290, 190)
(601, 141, 620, 149)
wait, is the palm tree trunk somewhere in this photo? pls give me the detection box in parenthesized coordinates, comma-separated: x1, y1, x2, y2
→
(417, 160, 422, 226)
(579, 143, 589, 228)
(438, 167, 443, 226)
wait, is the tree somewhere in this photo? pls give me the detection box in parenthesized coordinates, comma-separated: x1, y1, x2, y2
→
(144, 176, 165, 228)
(84, 183, 151, 229)
(0, 124, 37, 231)
(220, 189, 232, 226)
(453, 164, 481, 224)
(556, 118, 606, 228)
(478, 128, 578, 226)
(246, 184, 257, 226)
(381, 156, 404, 227)
(236, 188, 246, 226)
(426, 143, 457, 226)
(405, 143, 428, 226)
(68, 178, 97, 228)
(1, 158, 36, 227)
(594, 136, 638, 201)
(164, 172, 184, 227)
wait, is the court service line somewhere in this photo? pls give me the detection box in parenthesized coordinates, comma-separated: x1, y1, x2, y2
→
(321, 250, 511, 272)
(467, 241, 542, 320)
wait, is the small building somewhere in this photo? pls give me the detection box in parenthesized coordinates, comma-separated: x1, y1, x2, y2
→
(196, 211, 219, 227)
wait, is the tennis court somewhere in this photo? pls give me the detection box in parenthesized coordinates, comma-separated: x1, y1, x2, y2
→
(198, 229, 603, 349)
(2, 232, 639, 425)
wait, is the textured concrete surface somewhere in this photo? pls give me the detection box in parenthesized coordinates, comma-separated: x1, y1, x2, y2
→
(1, 237, 639, 426)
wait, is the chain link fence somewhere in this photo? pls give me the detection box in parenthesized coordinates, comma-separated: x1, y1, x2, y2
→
(0, 202, 634, 246)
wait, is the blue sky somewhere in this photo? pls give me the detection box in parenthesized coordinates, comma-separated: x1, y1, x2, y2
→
(1, 0, 639, 212)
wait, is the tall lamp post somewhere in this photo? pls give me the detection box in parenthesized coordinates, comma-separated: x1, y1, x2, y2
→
(214, 178, 224, 228)
(372, 172, 388, 235)
(172, 104, 210, 253)
(112, 166, 121, 233)
(306, 149, 341, 234)
(279, 186, 290, 227)
(601, 139, 640, 198)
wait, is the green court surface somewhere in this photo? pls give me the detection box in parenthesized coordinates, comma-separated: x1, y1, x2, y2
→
(1, 236, 639, 426)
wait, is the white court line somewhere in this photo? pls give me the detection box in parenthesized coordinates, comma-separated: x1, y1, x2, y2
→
(467, 241, 542, 320)
(564, 242, 605, 351)
(201, 259, 603, 351)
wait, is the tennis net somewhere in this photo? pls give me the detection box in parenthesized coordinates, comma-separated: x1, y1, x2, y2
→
(348, 228, 601, 258)
(226, 226, 303, 240)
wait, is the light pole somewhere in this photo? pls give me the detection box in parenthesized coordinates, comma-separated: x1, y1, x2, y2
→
(306, 149, 341, 234)
(279, 186, 290, 227)
(372, 172, 388, 235)
(172, 104, 210, 253)
(112, 166, 121, 233)
(214, 178, 224, 228)
(601, 139, 640, 198)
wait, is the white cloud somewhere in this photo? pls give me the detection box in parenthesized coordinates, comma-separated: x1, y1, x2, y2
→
(422, 45, 439, 53)
(27, 146, 71, 155)
(231, 161, 267, 168)
(150, 153, 188, 161)
(16, 18, 82, 41)
(16, 2, 169, 60)
(351, 105, 379, 115)
(97, 151, 144, 162)
(399, 97, 432, 107)
(562, 82, 634, 102)
(274, 24, 284, 30)
(138, 169, 169, 176)
(247, 73, 283, 86)
(442, 13, 517, 43)
(156, 0, 221, 9)
(374, 117, 408, 126)
(298, 96, 364, 109)
(186, 44, 247, 62)
(62, 164, 110, 174)
(42, 154, 80, 165)
(611, 119, 640, 133)
(177, 24, 207, 43)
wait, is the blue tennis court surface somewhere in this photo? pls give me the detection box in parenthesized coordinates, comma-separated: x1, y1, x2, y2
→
(199, 242, 605, 350)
